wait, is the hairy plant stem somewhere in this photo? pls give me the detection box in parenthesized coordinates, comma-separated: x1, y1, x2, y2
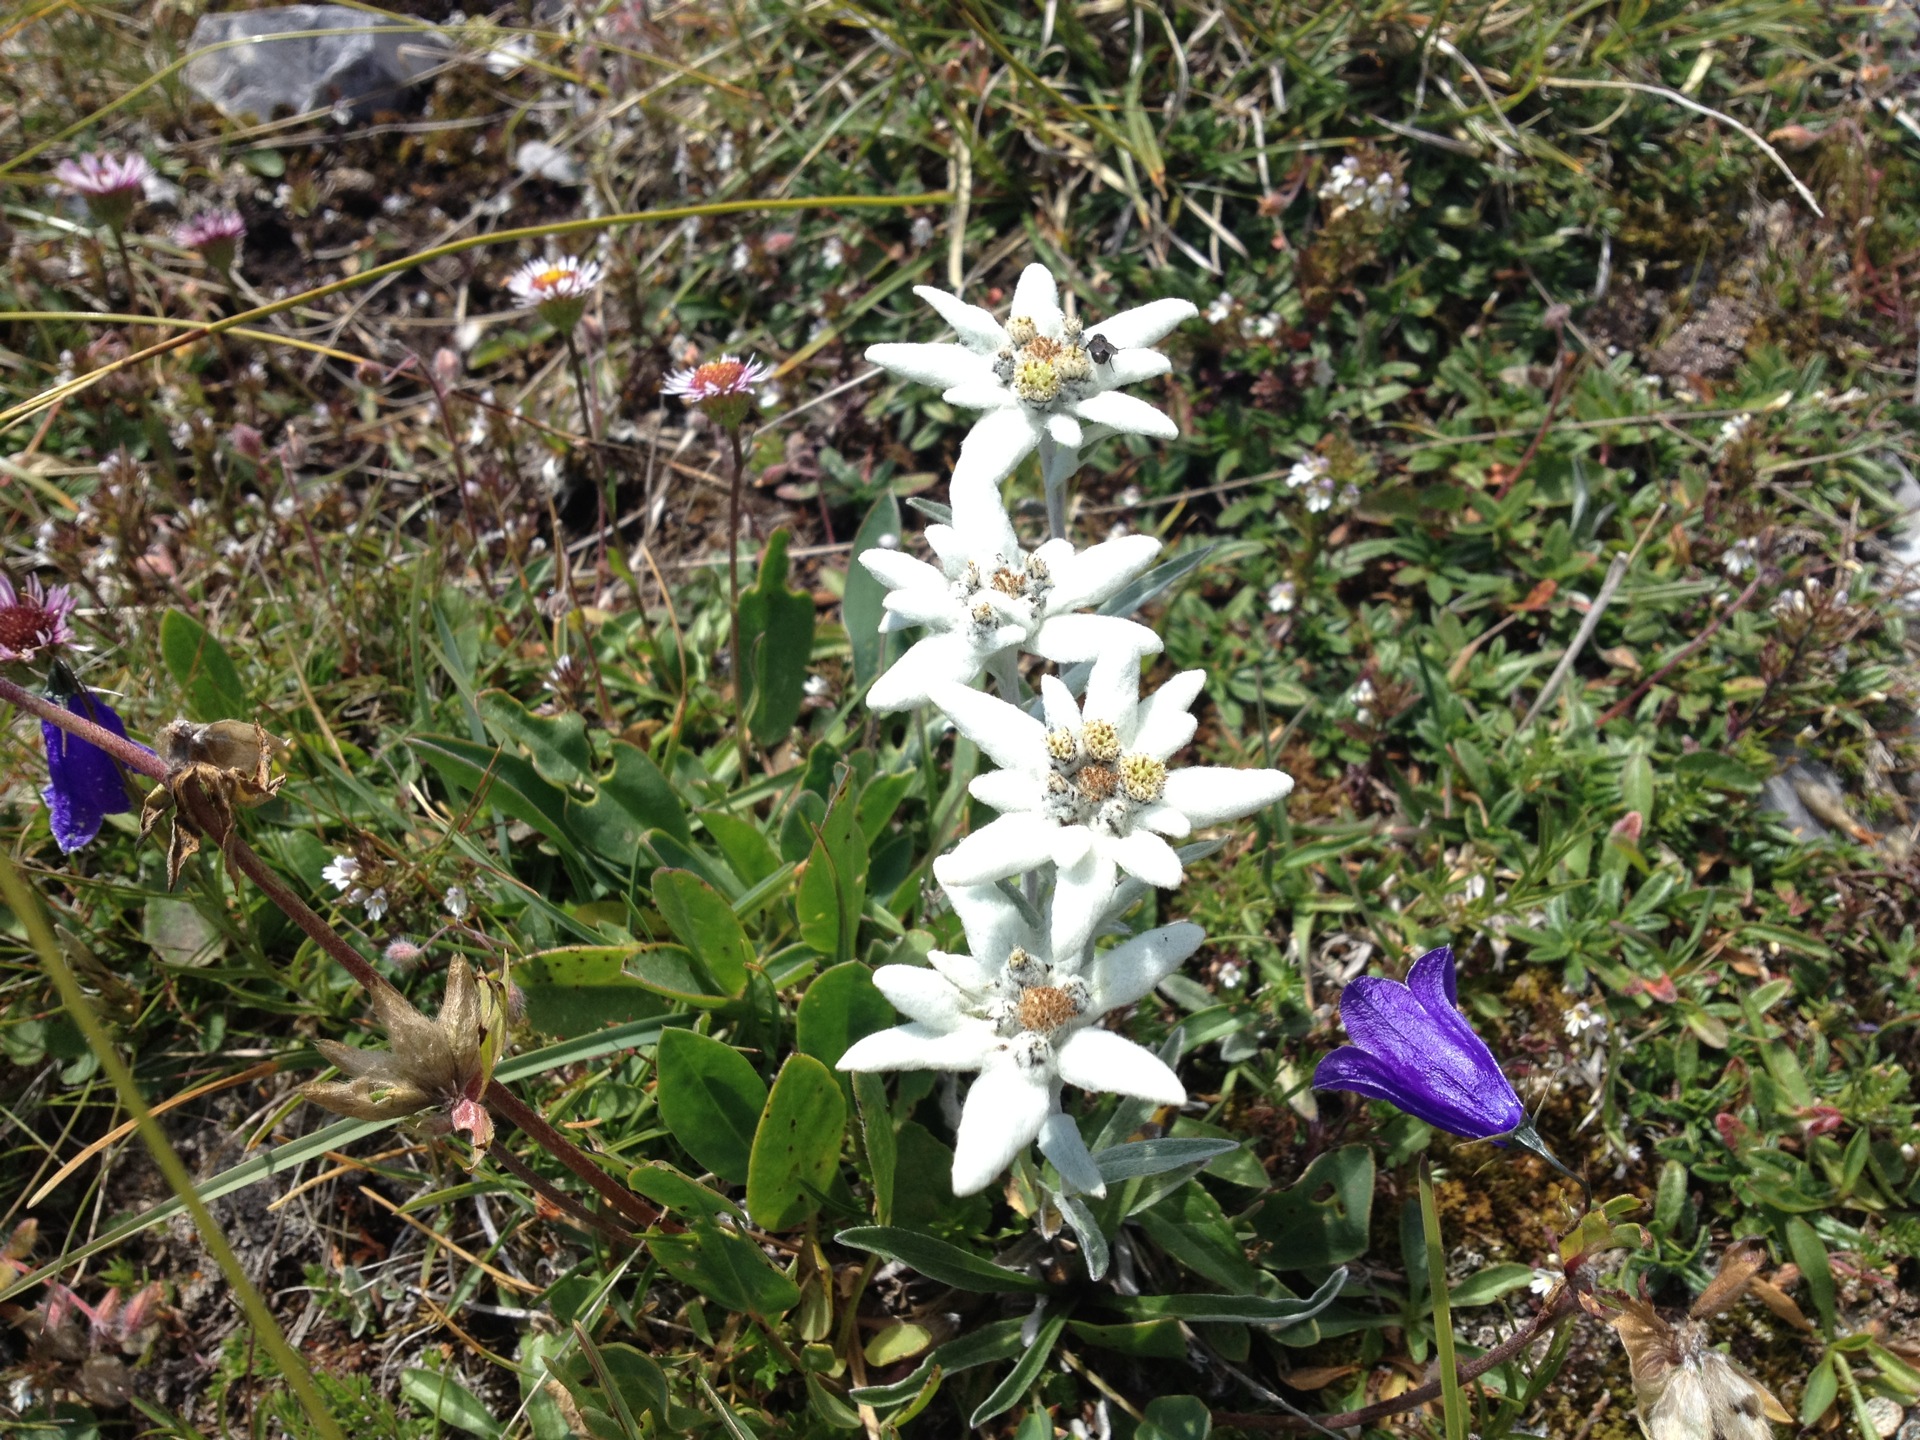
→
(1212, 1287, 1582, 1432)
(725, 425, 753, 778)
(0, 674, 660, 1233)
(0, 849, 350, 1440)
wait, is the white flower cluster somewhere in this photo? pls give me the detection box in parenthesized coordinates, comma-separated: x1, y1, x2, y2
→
(1285, 454, 1358, 514)
(847, 263, 1294, 1198)
(323, 855, 388, 922)
(1319, 156, 1409, 223)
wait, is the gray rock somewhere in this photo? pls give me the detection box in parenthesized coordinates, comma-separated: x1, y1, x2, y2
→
(185, 6, 450, 123)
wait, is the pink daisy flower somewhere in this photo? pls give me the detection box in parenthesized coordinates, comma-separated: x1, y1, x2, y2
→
(53, 153, 153, 230)
(0, 574, 78, 663)
(177, 209, 246, 270)
(506, 254, 603, 306)
(662, 353, 775, 428)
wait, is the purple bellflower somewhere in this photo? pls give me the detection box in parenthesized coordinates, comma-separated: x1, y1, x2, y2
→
(1314, 944, 1525, 1138)
(41, 688, 143, 853)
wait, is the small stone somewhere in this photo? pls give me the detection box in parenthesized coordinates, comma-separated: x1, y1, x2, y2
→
(185, 7, 450, 124)
(1865, 1397, 1902, 1438)
(515, 141, 580, 185)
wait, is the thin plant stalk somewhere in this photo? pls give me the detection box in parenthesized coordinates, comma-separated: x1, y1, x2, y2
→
(1420, 1160, 1471, 1440)
(725, 424, 753, 776)
(0, 850, 350, 1440)
(107, 229, 140, 310)
(0, 675, 660, 1232)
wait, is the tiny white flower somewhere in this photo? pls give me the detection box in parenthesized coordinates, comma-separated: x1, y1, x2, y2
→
(1349, 678, 1377, 726)
(1252, 314, 1279, 340)
(1713, 412, 1751, 456)
(1205, 291, 1233, 324)
(1285, 455, 1329, 491)
(930, 654, 1293, 958)
(1217, 961, 1243, 988)
(821, 236, 846, 270)
(1563, 1001, 1606, 1039)
(1266, 580, 1296, 614)
(444, 885, 469, 919)
(1721, 539, 1757, 575)
(864, 263, 1195, 506)
(839, 881, 1203, 1196)
(323, 855, 360, 892)
(860, 480, 1164, 711)
(909, 215, 934, 249)
(730, 242, 750, 272)
(363, 887, 389, 922)
(1528, 1268, 1557, 1297)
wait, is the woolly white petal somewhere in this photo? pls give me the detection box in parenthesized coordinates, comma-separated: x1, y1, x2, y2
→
(1029, 614, 1162, 667)
(944, 382, 1020, 412)
(912, 284, 1009, 353)
(839, 1022, 995, 1073)
(944, 882, 1039, 972)
(969, 769, 1033, 815)
(1087, 297, 1198, 351)
(872, 965, 972, 1029)
(868, 634, 982, 712)
(1009, 263, 1064, 337)
(1089, 921, 1206, 1012)
(865, 342, 994, 391)
(1051, 849, 1118, 961)
(860, 548, 945, 595)
(1102, 829, 1184, 889)
(937, 813, 1060, 887)
(1164, 767, 1295, 827)
(1046, 412, 1084, 449)
(951, 1059, 1052, 1195)
(1046, 533, 1163, 613)
(1031, 537, 1076, 575)
(1136, 801, 1191, 838)
(1039, 673, 1083, 731)
(929, 681, 1045, 771)
(923, 523, 967, 570)
(1038, 1111, 1106, 1197)
(1133, 670, 1206, 759)
(881, 589, 961, 629)
(1098, 349, 1173, 388)
(1070, 389, 1179, 440)
(951, 408, 1041, 498)
(1082, 651, 1143, 733)
(1050, 824, 1094, 872)
(927, 946, 999, 995)
(1056, 1028, 1185, 1105)
(950, 476, 1022, 564)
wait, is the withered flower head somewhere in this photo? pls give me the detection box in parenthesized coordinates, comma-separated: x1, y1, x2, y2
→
(1592, 1243, 1790, 1440)
(140, 718, 289, 886)
(299, 959, 511, 1163)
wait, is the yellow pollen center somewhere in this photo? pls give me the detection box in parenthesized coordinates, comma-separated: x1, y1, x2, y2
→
(1018, 986, 1077, 1032)
(990, 567, 1028, 597)
(1121, 753, 1168, 802)
(535, 268, 569, 289)
(693, 360, 745, 390)
(1025, 335, 1063, 361)
(1082, 720, 1122, 762)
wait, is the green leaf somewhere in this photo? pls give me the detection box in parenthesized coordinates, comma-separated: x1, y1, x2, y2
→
(478, 689, 593, 786)
(852, 1072, 895, 1224)
(566, 742, 693, 863)
(513, 948, 669, 1037)
(850, 1318, 1026, 1407)
(648, 1219, 800, 1315)
(410, 735, 583, 859)
(1138, 1395, 1212, 1440)
(652, 870, 752, 997)
(1786, 1216, 1836, 1332)
(1448, 1262, 1538, 1307)
(624, 1161, 738, 1220)
(159, 608, 249, 720)
(1800, 1353, 1838, 1426)
(1094, 1138, 1240, 1183)
(794, 789, 869, 962)
(834, 1226, 1048, 1293)
(700, 810, 782, 886)
(1250, 1145, 1374, 1266)
(968, 1310, 1067, 1428)
(623, 945, 731, 1008)
(795, 962, 895, 1073)
(1675, 750, 1765, 792)
(844, 493, 905, 688)
(1067, 1318, 1189, 1359)
(402, 1368, 502, 1438)
(1107, 1269, 1347, 1327)
(747, 1054, 847, 1230)
(1136, 1182, 1262, 1294)
(654, 1029, 768, 1185)
(737, 528, 817, 746)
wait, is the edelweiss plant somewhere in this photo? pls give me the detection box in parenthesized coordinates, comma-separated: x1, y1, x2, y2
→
(845, 262, 1295, 1196)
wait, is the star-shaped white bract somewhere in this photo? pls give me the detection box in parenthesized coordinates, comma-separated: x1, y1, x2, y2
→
(860, 474, 1165, 711)
(866, 263, 1196, 505)
(837, 882, 1202, 1196)
(930, 656, 1294, 959)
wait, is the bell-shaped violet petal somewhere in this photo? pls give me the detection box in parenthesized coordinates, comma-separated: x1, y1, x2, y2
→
(40, 689, 141, 853)
(1312, 945, 1525, 1140)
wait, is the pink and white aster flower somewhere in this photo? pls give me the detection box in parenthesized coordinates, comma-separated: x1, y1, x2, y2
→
(662, 353, 776, 428)
(54, 152, 153, 202)
(0, 574, 78, 663)
(930, 655, 1293, 959)
(865, 262, 1195, 506)
(838, 881, 1202, 1196)
(860, 475, 1163, 711)
(506, 253, 602, 306)
(177, 209, 246, 270)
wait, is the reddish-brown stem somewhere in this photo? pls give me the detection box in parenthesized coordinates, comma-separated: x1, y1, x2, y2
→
(1596, 573, 1764, 726)
(488, 1141, 637, 1245)
(4, 674, 661, 1233)
(724, 425, 753, 779)
(1212, 1288, 1581, 1433)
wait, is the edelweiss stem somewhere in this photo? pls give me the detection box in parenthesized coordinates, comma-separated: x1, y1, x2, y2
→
(0, 674, 661, 1233)
(725, 425, 753, 777)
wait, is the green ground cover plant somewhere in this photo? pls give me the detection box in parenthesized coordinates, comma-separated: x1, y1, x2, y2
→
(3, 0, 1920, 1436)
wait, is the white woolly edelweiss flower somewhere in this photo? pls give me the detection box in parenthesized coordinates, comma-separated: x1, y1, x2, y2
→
(866, 263, 1196, 504)
(930, 656, 1294, 958)
(859, 476, 1164, 711)
(838, 882, 1202, 1196)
